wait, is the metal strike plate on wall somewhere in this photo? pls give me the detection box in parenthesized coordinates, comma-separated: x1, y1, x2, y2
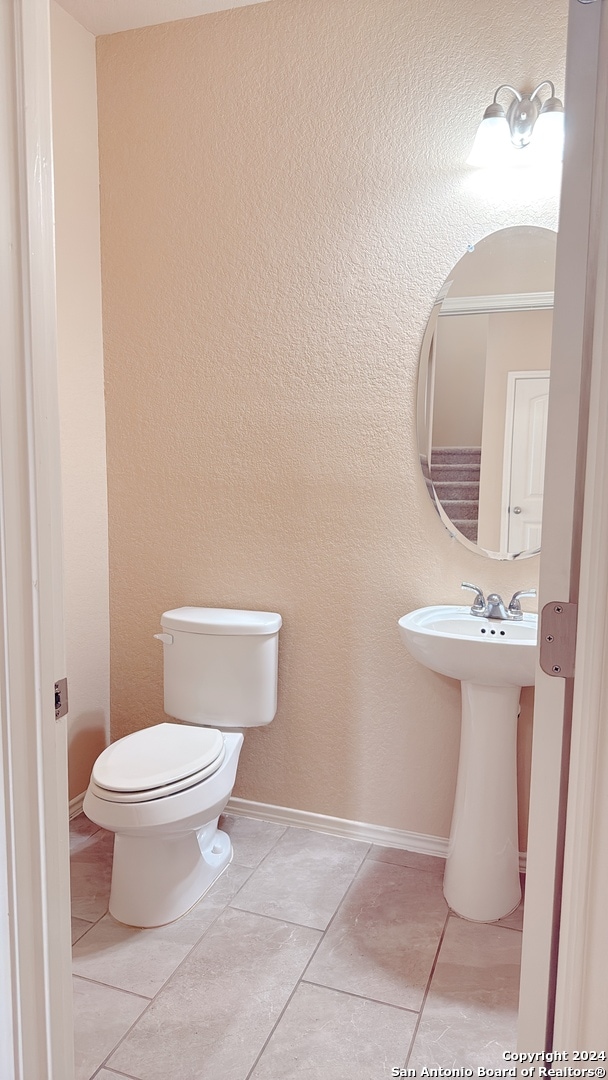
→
(539, 602, 578, 678)
(55, 677, 68, 719)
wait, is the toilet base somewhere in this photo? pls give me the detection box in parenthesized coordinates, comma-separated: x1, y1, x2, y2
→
(109, 819, 232, 927)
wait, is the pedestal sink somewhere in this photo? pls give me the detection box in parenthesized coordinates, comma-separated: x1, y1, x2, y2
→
(398, 605, 538, 922)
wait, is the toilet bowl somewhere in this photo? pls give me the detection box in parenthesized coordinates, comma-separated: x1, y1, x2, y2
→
(84, 725, 243, 927)
(84, 607, 281, 927)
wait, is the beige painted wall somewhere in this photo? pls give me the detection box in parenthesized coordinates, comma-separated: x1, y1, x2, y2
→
(97, 0, 566, 841)
(433, 314, 488, 447)
(51, 2, 110, 800)
(445, 226, 557, 298)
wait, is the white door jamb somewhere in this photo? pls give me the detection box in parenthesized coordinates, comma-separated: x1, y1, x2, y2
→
(0, 0, 73, 1076)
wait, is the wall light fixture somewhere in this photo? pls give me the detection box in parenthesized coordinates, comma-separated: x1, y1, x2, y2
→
(467, 81, 564, 167)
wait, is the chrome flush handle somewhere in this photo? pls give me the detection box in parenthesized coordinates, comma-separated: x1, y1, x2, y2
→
(461, 582, 486, 615)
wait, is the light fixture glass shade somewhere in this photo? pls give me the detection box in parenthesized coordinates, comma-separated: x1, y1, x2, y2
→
(467, 115, 512, 167)
(531, 109, 565, 164)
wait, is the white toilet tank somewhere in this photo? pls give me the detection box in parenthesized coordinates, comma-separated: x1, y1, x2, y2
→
(158, 607, 282, 728)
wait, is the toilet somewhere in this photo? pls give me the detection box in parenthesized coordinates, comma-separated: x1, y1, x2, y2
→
(83, 606, 281, 928)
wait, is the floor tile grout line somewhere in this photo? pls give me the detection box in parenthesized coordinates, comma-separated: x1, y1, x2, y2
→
(72, 905, 110, 943)
(72, 858, 255, 1007)
(89, 1063, 144, 1080)
(242, 959, 315, 1080)
(73, 819, 304, 1074)
(297, 842, 379, 980)
(72, 973, 153, 1002)
(241, 840, 372, 1080)
(222, 813, 289, 874)
(228, 818, 369, 883)
(72, 927, 93, 945)
(366, 862, 446, 877)
(72, 817, 364, 1001)
(71, 818, 463, 1077)
(88, 897, 241, 1011)
(94, 886, 326, 1080)
(334, 839, 445, 949)
(93, 987, 167, 1077)
(92, 894, 322, 1080)
(404, 910, 451, 1070)
(496, 921, 524, 934)
(71, 815, 522, 1079)
(70, 828, 114, 927)
(227, 824, 371, 932)
(136, 855, 289, 999)
(227, 904, 328, 931)
(300, 978, 421, 1015)
(136, 888, 324, 1007)
(81, 853, 291, 1071)
(364, 850, 447, 874)
(71, 914, 97, 929)
(72, 920, 97, 945)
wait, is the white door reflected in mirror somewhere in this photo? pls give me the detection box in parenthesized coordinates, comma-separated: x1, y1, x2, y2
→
(502, 372, 549, 553)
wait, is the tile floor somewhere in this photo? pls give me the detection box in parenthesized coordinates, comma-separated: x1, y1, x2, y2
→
(70, 813, 523, 1080)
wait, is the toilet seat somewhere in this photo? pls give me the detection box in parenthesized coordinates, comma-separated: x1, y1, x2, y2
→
(91, 722, 225, 804)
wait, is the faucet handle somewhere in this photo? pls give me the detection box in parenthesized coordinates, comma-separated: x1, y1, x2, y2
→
(461, 582, 486, 612)
(508, 588, 537, 615)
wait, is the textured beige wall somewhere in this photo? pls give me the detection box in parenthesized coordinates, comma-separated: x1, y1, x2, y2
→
(51, 2, 110, 800)
(98, 0, 567, 840)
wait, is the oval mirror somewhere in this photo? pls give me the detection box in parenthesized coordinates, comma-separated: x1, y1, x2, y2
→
(418, 225, 557, 560)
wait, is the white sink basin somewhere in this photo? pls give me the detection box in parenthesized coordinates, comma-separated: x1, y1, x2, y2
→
(398, 605, 538, 687)
(398, 603, 538, 922)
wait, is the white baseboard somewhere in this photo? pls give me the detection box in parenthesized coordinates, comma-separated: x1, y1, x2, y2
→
(69, 793, 85, 818)
(226, 797, 527, 872)
(226, 796, 449, 858)
(68, 789, 527, 873)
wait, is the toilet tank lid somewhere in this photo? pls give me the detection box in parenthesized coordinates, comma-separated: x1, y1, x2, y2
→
(160, 607, 282, 635)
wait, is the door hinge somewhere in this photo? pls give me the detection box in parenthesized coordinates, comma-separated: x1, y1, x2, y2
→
(539, 602, 578, 678)
(55, 677, 68, 719)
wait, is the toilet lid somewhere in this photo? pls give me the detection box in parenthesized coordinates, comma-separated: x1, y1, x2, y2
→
(87, 748, 226, 803)
(92, 723, 225, 793)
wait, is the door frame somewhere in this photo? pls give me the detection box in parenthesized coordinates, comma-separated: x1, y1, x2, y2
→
(2, 0, 608, 1069)
(0, 0, 73, 1076)
(551, 1, 608, 1043)
(518, 0, 606, 1051)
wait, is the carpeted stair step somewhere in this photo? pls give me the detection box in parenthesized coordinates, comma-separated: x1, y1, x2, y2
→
(430, 447, 481, 542)
(442, 499, 479, 520)
(431, 446, 481, 463)
(453, 520, 478, 541)
(430, 462, 481, 483)
(433, 480, 480, 502)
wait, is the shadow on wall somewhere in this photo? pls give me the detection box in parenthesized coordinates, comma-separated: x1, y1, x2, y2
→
(68, 712, 107, 801)
(517, 686, 534, 853)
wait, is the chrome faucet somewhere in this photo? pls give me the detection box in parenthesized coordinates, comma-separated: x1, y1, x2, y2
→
(461, 584, 536, 621)
(485, 593, 509, 620)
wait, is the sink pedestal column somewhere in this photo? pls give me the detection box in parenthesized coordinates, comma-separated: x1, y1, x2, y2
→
(443, 680, 521, 922)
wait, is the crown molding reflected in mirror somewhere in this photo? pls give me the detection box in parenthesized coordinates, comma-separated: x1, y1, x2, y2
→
(417, 226, 557, 560)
